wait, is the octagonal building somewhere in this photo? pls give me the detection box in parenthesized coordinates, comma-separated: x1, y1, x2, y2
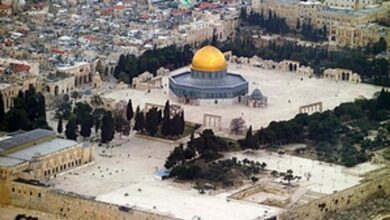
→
(169, 45, 248, 104)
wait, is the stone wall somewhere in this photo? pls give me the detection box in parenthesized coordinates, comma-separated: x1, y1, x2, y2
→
(278, 170, 390, 220)
(2, 180, 179, 220)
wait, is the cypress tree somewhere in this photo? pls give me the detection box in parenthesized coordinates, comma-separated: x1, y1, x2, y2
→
(80, 114, 92, 138)
(126, 99, 134, 121)
(36, 92, 46, 120)
(65, 116, 78, 140)
(161, 100, 171, 136)
(134, 106, 145, 133)
(0, 92, 4, 123)
(145, 107, 159, 136)
(101, 111, 115, 143)
(57, 115, 63, 134)
(179, 112, 185, 135)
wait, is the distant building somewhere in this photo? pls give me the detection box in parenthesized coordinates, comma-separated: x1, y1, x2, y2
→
(0, 4, 12, 17)
(251, 0, 390, 48)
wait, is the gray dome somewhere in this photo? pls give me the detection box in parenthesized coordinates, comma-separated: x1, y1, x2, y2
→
(250, 89, 264, 100)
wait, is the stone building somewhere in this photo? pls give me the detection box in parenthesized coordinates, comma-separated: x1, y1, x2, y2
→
(56, 62, 93, 87)
(45, 76, 76, 96)
(252, 0, 322, 28)
(323, 0, 379, 10)
(328, 23, 390, 48)
(323, 68, 362, 83)
(0, 77, 38, 111)
(0, 129, 94, 181)
(297, 65, 314, 77)
(251, 0, 390, 48)
(0, 4, 12, 16)
(132, 71, 163, 90)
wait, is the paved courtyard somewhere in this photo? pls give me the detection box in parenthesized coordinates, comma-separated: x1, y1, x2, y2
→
(103, 64, 382, 129)
(50, 134, 381, 220)
(51, 135, 283, 220)
(224, 150, 381, 195)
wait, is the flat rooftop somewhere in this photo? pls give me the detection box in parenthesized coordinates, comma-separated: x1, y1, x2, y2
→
(0, 131, 78, 167)
(0, 129, 55, 153)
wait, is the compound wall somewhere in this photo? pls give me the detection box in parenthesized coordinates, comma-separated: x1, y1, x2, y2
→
(278, 170, 390, 220)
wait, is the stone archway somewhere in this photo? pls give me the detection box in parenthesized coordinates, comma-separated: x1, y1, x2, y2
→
(54, 85, 59, 96)
(203, 114, 222, 131)
(299, 102, 323, 114)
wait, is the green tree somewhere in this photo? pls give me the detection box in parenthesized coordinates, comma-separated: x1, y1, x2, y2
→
(65, 115, 78, 140)
(57, 115, 63, 134)
(101, 111, 115, 143)
(36, 92, 46, 120)
(161, 100, 171, 136)
(133, 106, 145, 133)
(126, 99, 134, 121)
(80, 114, 92, 138)
(145, 107, 159, 136)
(0, 92, 4, 123)
(164, 144, 186, 169)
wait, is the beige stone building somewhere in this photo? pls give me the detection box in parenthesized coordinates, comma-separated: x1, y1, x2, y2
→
(252, 0, 322, 28)
(132, 71, 163, 90)
(297, 65, 314, 77)
(56, 62, 93, 87)
(323, 0, 379, 10)
(0, 129, 94, 182)
(45, 76, 76, 96)
(329, 23, 390, 48)
(0, 77, 38, 111)
(323, 68, 362, 83)
(251, 0, 390, 48)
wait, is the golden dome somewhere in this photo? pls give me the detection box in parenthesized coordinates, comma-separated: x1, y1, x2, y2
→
(191, 45, 227, 72)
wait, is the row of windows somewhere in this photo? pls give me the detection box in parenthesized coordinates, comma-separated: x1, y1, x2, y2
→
(11, 188, 41, 198)
(43, 159, 81, 177)
(191, 71, 226, 79)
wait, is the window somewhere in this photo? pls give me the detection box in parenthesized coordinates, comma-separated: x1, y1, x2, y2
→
(38, 193, 41, 198)
(12, 187, 15, 192)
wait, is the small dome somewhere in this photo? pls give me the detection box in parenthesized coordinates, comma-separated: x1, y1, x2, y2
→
(191, 45, 227, 72)
(250, 89, 264, 100)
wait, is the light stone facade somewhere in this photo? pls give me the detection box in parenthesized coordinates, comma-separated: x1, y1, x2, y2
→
(0, 131, 94, 182)
(56, 62, 93, 87)
(323, 0, 379, 10)
(45, 76, 76, 96)
(251, 0, 390, 48)
(323, 68, 362, 83)
(0, 75, 38, 112)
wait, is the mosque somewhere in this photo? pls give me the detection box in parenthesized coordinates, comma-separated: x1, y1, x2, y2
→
(169, 45, 249, 104)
